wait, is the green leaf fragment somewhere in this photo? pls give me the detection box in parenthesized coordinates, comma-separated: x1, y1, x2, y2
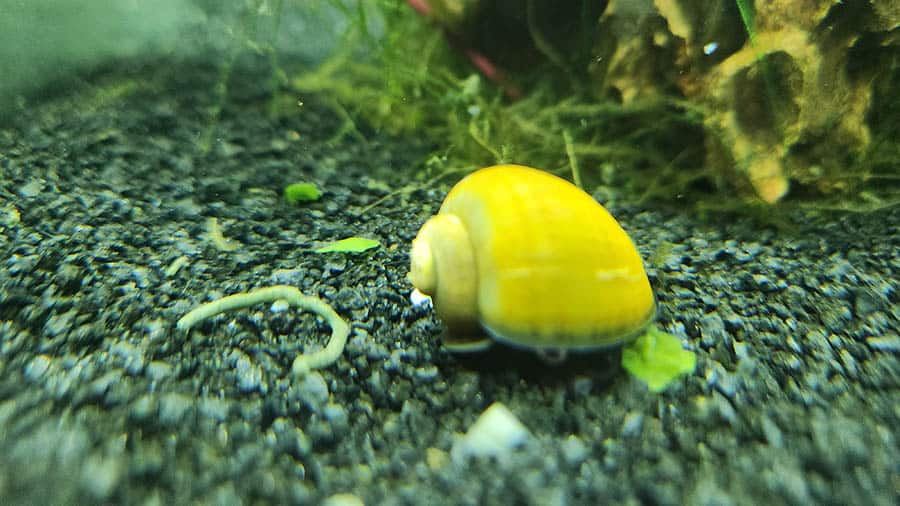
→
(284, 182, 322, 204)
(315, 237, 380, 254)
(622, 325, 696, 392)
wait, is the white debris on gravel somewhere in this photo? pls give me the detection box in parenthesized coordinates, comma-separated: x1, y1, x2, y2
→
(322, 493, 364, 506)
(409, 288, 432, 309)
(451, 402, 531, 466)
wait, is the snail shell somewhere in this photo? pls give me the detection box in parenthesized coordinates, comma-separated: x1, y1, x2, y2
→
(409, 164, 656, 352)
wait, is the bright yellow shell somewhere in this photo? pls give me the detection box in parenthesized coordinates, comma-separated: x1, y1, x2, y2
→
(409, 164, 655, 351)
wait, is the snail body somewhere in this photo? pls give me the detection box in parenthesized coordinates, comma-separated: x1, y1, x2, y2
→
(409, 164, 656, 353)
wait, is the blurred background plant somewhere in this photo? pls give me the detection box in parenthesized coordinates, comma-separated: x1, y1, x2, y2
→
(2, 0, 897, 211)
(288, 0, 710, 206)
(288, 0, 899, 210)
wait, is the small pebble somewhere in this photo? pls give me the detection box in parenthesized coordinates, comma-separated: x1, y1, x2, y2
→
(322, 493, 364, 506)
(81, 453, 123, 500)
(294, 372, 329, 411)
(24, 354, 53, 381)
(865, 335, 900, 352)
(560, 435, 589, 466)
(451, 402, 530, 466)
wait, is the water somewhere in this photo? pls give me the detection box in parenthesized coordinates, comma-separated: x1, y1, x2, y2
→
(0, 1, 897, 504)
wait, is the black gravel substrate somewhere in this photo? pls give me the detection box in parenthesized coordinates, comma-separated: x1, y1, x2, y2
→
(0, 60, 898, 506)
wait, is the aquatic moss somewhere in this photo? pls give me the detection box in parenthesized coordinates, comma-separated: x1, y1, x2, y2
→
(221, 1, 897, 209)
(287, 0, 709, 202)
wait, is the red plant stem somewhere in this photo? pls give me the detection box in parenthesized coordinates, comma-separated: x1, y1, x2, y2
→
(406, 0, 523, 100)
(406, 0, 432, 17)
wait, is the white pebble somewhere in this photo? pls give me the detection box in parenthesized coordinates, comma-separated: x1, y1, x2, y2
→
(409, 288, 432, 309)
(451, 402, 530, 466)
(24, 354, 53, 381)
(322, 493, 364, 506)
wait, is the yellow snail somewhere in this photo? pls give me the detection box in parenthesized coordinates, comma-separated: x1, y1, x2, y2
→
(409, 164, 656, 355)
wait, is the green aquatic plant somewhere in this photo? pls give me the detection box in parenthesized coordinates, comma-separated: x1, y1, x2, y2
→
(177, 285, 350, 376)
(195, 0, 895, 208)
(622, 325, 697, 393)
(285, 1, 705, 198)
(315, 237, 381, 253)
(734, 0, 756, 46)
(283, 182, 322, 204)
